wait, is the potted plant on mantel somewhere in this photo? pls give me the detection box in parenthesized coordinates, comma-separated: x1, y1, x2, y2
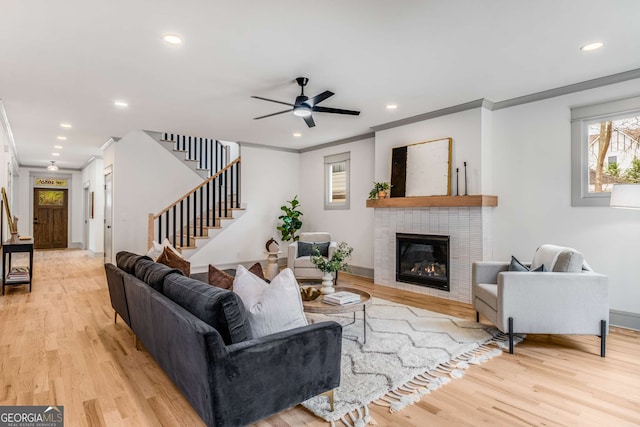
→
(311, 242, 354, 295)
(368, 181, 392, 199)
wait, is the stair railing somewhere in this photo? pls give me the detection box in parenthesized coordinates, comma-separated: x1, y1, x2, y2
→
(148, 157, 241, 250)
(162, 133, 229, 177)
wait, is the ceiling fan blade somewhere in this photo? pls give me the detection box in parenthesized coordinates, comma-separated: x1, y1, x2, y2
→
(251, 96, 295, 107)
(303, 115, 316, 128)
(253, 109, 292, 120)
(312, 106, 360, 116)
(307, 90, 334, 107)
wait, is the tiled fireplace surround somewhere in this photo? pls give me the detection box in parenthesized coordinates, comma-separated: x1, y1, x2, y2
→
(374, 207, 494, 304)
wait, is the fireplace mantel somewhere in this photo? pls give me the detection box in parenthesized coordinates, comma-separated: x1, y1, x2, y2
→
(366, 195, 497, 208)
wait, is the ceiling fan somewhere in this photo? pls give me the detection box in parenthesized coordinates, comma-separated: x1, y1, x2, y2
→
(251, 77, 360, 128)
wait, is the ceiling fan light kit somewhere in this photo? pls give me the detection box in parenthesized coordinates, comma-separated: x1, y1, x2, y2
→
(251, 77, 360, 128)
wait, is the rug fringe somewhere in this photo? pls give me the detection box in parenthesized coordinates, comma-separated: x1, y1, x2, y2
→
(371, 339, 508, 415)
(335, 404, 376, 426)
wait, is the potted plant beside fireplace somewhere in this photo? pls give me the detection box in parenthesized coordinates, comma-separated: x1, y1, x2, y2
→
(311, 242, 353, 294)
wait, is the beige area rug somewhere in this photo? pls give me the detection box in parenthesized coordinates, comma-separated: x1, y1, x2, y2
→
(302, 297, 519, 426)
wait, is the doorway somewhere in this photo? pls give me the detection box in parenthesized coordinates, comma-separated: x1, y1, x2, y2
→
(33, 188, 68, 249)
(104, 171, 113, 264)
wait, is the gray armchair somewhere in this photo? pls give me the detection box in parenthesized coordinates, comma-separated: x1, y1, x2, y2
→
(472, 245, 609, 357)
(288, 232, 337, 280)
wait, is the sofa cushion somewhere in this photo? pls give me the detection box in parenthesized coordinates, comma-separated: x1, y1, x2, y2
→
(157, 246, 190, 277)
(474, 283, 498, 311)
(298, 241, 329, 258)
(509, 256, 545, 272)
(531, 244, 586, 272)
(141, 262, 183, 292)
(208, 264, 234, 290)
(116, 251, 152, 275)
(162, 273, 252, 344)
(248, 262, 265, 280)
(293, 256, 317, 269)
(553, 250, 585, 273)
(233, 266, 307, 338)
(146, 238, 182, 261)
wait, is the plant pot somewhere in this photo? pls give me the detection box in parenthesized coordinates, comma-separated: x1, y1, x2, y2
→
(320, 272, 335, 294)
(377, 190, 387, 199)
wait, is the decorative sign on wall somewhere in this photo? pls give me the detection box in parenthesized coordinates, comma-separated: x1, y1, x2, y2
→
(35, 178, 67, 187)
(391, 137, 452, 197)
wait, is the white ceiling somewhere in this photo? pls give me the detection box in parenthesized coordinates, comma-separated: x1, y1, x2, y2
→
(2, 0, 640, 169)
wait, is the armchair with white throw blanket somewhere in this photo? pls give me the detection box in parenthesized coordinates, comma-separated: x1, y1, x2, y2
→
(472, 244, 609, 357)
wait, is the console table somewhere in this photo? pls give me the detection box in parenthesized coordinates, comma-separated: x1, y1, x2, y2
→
(2, 238, 34, 295)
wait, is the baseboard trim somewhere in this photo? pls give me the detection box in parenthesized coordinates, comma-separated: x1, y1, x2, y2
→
(346, 265, 374, 279)
(610, 309, 640, 331)
(69, 242, 83, 249)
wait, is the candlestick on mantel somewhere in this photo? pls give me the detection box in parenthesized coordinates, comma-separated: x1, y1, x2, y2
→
(456, 168, 459, 196)
(464, 162, 468, 196)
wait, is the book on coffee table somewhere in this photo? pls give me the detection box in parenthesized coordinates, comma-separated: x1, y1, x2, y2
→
(323, 291, 361, 305)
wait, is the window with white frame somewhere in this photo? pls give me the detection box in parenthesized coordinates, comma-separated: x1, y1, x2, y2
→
(571, 96, 640, 206)
(324, 152, 350, 210)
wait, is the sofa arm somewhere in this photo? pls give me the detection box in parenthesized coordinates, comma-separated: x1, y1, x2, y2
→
(497, 271, 609, 334)
(328, 241, 338, 259)
(210, 321, 342, 426)
(288, 242, 298, 269)
(472, 261, 510, 285)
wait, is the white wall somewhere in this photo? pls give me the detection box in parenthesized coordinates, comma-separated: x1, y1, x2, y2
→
(298, 137, 375, 270)
(375, 108, 484, 195)
(187, 145, 300, 271)
(81, 157, 104, 255)
(491, 78, 640, 315)
(109, 131, 203, 257)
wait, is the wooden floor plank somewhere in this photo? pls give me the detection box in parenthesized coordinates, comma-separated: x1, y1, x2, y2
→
(0, 249, 638, 426)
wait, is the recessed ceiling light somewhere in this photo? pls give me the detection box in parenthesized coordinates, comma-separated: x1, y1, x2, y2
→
(52, 152, 60, 156)
(54, 145, 63, 149)
(293, 132, 302, 137)
(56, 136, 67, 140)
(162, 34, 183, 45)
(60, 123, 72, 128)
(114, 100, 129, 108)
(580, 42, 604, 51)
(386, 104, 398, 110)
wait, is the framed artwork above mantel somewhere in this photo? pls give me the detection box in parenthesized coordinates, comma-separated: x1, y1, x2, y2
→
(391, 137, 452, 197)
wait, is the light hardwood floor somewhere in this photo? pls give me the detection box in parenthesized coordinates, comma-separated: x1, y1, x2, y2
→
(1, 250, 638, 426)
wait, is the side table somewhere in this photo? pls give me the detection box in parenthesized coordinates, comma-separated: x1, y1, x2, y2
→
(302, 287, 372, 343)
(264, 251, 282, 281)
(2, 238, 34, 295)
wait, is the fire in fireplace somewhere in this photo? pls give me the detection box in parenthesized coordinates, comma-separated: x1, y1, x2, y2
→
(396, 233, 450, 291)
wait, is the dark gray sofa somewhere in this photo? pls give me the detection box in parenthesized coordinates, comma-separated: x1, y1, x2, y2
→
(105, 251, 342, 427)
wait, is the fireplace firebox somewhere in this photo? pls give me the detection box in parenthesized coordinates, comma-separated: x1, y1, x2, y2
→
(396, 233, 450, 291)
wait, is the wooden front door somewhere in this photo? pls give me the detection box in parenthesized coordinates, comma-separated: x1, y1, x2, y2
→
(33, 188, 68, 249)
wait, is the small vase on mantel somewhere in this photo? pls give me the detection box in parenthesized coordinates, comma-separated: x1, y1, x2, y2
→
(320, 272, 335, 294)
(377, 190, 387, 199)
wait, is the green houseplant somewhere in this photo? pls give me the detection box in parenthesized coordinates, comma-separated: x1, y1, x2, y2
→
(311, 241, 354, 274)
(311, 241, 354, 295)
(277, 196, 303, 242)
(368, 181, 392, 199)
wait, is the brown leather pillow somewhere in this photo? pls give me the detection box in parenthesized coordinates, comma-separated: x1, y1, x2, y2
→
(248, 262, 265, 280)
(156, 246, 190, 277)
(208, 264, 234, 290)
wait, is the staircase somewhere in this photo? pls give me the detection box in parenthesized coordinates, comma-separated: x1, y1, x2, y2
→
(148, 133, 243, 257)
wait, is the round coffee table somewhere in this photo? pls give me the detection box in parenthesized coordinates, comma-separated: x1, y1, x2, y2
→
(302, 287, 372, 343)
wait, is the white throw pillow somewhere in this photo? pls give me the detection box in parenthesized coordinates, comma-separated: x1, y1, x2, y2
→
(233, 265, 307, 338)
(146, 238, 182, 261)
